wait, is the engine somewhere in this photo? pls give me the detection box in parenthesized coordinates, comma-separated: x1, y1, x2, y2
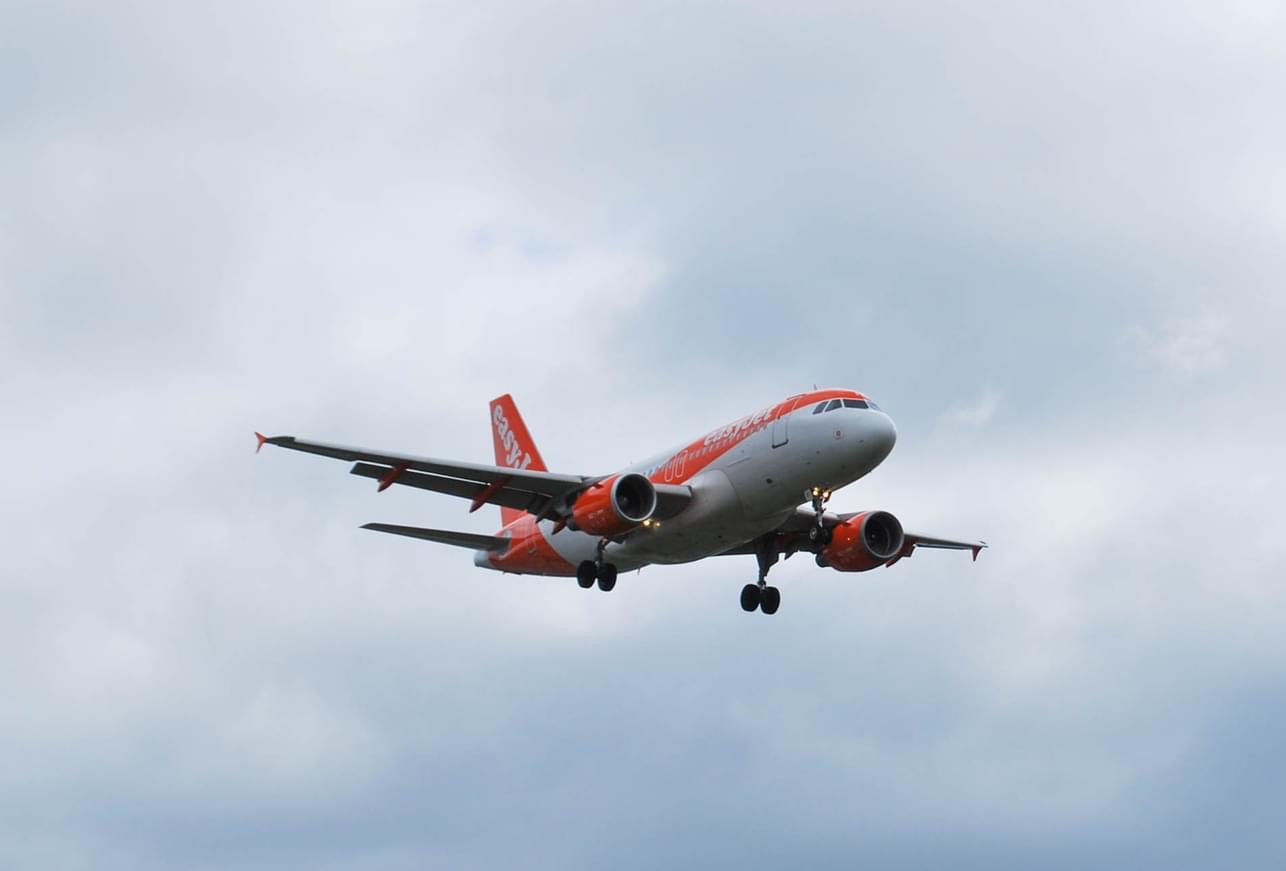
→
(570, 473, 658, 537)
(817, 511, 905, 572)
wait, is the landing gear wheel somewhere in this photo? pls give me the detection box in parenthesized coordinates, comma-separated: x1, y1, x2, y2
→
(597, 563, 618, 592)
(760, 586, 781, 615)
(740, 583, 762, 612)
(576, 560, 597, 589)
(807, 487, 833, 549)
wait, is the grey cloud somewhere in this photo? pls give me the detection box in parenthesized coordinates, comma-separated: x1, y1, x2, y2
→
(3, 2, 1285, 870)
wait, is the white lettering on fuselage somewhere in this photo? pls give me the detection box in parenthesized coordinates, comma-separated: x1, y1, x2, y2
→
(640, 404, 784, 480)
(702, 405, 778, 448)
(493, 405, 534, 470)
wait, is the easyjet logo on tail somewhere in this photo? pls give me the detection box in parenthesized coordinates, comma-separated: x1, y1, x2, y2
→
(493, 404, 534, 470)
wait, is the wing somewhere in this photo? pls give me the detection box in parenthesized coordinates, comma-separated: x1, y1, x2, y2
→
(255, 433, 693, 524)
(888, 532, 987, 564)
(719, 508, 987, 562)
(257, 433, 591, 519)
(895, 532, 982, 560)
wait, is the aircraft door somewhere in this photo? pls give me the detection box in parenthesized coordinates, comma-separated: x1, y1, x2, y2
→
(771, 401, 794, 448)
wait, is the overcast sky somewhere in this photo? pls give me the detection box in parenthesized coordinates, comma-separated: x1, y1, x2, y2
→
(3, 2, 1286, 869)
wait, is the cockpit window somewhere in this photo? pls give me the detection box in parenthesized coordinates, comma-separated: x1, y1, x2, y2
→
(842, 398, 869, 409)
(868, 400, 881, 411)
(825, 399, 842, 412)
(812, 402, 827, 414)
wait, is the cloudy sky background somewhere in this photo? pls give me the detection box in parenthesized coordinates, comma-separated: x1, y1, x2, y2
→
(4, 1, 1286, 868)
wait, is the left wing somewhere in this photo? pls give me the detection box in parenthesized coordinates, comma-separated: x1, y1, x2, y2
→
(256, 433, 592, 519)
(886, 532, 987, 564)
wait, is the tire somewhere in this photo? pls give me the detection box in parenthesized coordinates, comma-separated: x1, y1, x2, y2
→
(740, 584, 761, 612)
(597, 563, 618, 592)
(809, 525, 833, 548)
(576, 561, 597, 589)
(760, 586, 781, 615)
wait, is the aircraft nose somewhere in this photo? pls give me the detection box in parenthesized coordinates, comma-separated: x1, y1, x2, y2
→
(866, 410, 897, 460)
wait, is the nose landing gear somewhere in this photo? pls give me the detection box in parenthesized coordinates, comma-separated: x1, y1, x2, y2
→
(806, 486, 833, 548)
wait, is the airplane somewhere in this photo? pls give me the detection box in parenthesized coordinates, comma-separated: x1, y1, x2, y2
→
(255, 388, 985, 614)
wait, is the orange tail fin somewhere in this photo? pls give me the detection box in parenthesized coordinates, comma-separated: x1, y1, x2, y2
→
(489, 394, 548, 526)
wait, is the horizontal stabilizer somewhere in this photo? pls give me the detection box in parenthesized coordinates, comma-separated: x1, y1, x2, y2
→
(360, 523, 510, 554)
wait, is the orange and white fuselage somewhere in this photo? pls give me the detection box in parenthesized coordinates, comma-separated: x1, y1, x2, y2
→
(481, 389, 896, 575)
(257, 387, 983, 614)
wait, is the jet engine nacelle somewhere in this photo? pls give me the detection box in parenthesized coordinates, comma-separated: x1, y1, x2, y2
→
(817, 510, 905, 572)
(570, 473, 658, 538)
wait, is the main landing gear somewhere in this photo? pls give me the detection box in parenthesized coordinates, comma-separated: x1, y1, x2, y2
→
(576, 560, 618, 591)
(742, 535, 782, 615)
(577, 540, 617, 592)
(740, 583, 781, 615)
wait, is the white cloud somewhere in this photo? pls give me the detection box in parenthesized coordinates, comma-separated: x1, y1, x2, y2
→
(1141, 312, 1231, 377)
(941, 388, 1002, 427)
(3, 2, 1286, 869)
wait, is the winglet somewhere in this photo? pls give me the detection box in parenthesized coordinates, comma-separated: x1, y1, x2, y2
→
(255, 432, 269, 454)
(972, 543, 987, 562)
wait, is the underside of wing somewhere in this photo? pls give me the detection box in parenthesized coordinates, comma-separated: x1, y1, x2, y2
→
(258, 434, 592, 518)
(349, 463, 556, 516)
(892, 533, 988, 563)
(718, 508, 987, 564)
(258, 433, 698, 531)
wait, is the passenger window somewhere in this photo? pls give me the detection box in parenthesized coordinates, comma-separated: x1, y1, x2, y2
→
(812, 402, 827, 414)
(825, 399, 842, 412)
(843, 399, 868, 409)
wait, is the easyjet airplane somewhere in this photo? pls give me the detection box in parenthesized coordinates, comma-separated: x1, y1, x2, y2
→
(256, 389, 985, 614)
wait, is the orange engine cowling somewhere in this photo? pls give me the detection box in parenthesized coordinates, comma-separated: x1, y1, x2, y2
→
(570, 473, 658, 538)
(818, 511, 905, 572)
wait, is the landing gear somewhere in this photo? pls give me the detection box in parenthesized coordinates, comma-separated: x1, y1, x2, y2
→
(577, 540, 618, 592)
(740, 582, 781, 614)
(760, 585, 781, 615)
(808, 525, 832, 547)
(597, 563, 617, 592)
(741, 535, 782, 615)
(807, 486, 833, 548)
